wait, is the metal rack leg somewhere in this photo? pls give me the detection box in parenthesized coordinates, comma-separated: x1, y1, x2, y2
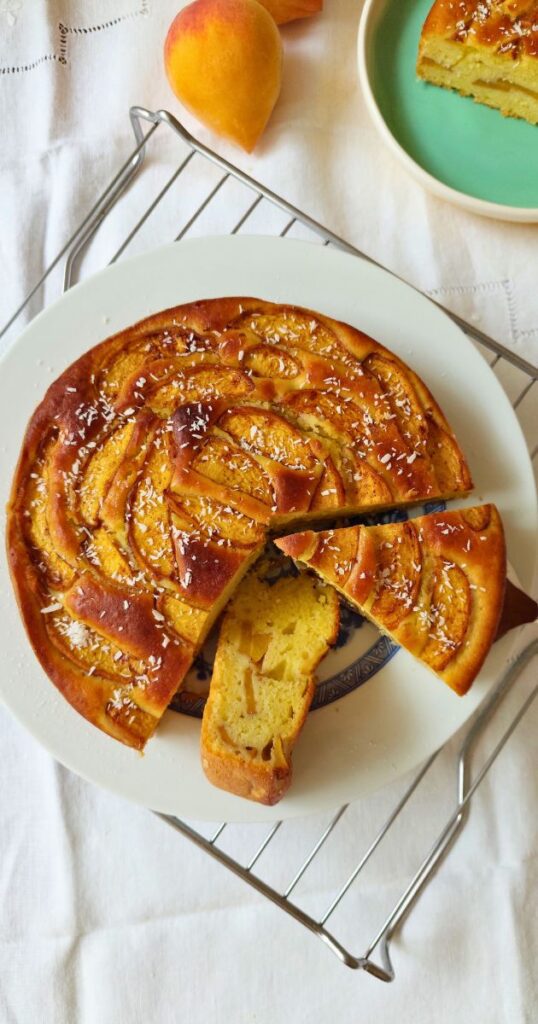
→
(155, 640, 536, 980)
(369, 640, 538, 978)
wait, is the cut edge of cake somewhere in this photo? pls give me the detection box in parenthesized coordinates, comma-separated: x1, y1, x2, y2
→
(200, 567, 339, 804)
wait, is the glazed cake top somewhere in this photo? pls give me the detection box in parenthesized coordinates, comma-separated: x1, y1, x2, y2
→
(7, 297, 472, 748)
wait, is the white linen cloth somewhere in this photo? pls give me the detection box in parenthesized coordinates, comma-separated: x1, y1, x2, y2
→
(0, 2, 536, 1021)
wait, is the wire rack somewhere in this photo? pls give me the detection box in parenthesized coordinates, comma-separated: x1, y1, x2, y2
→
(2, 107, 537, 982)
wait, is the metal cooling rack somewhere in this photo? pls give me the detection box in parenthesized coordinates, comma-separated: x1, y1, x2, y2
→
(2, 107, 536, 982)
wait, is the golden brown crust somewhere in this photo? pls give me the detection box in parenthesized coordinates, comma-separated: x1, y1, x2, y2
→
(276, 504, 506, 696)
(420, 0, 538, 57)
(201, 741, 295, 806)
(7, 297, 472, 748)
(418, 2, 538, 124)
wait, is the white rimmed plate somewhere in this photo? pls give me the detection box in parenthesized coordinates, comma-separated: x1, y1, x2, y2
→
(0, 235, 536, 822)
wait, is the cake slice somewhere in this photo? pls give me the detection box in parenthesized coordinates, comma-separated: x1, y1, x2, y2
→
(417, 1, 538, 125)
(275, 504, 506, 696)
(200, 567, 339, 805)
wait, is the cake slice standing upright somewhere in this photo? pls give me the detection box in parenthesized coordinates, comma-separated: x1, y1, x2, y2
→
(201, 567, 339, 805)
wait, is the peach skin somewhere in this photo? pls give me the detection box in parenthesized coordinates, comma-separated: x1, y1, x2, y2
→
(164, 0, 283, 152)
(257, 0, 322, 24)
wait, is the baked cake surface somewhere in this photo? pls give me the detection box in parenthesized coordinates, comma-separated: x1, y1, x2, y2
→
(417, 1, 538, 125)
(275, 504, 506, 696)
(7, 297, 472, 749)
(201, 567, 339, 804)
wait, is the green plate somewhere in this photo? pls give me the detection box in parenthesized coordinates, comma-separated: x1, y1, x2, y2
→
(358, 0, 538, 220)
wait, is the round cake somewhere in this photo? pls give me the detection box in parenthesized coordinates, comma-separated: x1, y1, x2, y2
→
(6, 298, 472, 749)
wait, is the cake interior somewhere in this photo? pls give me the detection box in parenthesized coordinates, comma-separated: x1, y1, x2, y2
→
(418, 29, 538, 124)
(201, 568, 339, 803)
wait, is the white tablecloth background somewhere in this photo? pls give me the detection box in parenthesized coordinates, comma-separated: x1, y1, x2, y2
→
(1, 2, 536, 1021)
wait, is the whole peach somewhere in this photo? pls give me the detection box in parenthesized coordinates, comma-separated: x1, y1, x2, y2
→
(164, 0, 283, 152)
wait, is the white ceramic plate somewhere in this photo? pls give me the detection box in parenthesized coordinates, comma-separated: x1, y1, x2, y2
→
(0, 236, 536, 823)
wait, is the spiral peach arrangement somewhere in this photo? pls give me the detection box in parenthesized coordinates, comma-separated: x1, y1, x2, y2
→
(7, 298, 472, 750)
(276, 504, 506, 698)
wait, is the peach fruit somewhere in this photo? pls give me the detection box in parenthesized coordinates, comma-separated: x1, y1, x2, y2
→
(257, 0, 322, 25)
(164, 0, 283, 152)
